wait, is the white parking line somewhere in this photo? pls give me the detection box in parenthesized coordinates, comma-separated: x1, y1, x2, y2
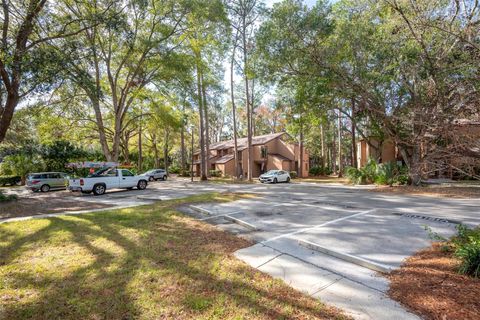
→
(261, 209, 376, 244)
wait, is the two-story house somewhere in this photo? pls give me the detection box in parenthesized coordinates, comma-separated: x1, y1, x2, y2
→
(192, 132, 309, 178)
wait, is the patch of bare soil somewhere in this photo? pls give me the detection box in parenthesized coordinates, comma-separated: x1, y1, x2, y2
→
(388, 243, 480, 320)
(371, 185, 480, 198)
(0, 197, 112, 220)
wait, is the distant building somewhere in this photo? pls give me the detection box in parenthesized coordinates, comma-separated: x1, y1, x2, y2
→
(356, 119, 480, 178)
(193, 132, 309, 178)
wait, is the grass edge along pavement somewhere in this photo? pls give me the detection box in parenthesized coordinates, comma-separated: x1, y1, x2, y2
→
(0, 192, 349, 320)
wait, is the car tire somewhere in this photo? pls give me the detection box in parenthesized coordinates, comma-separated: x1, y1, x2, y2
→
(286, 177, 290, 183)
(137, 180, 147, 190)
(93, 184, 106, 196)
(148, 176, 154, 182)
(40, 184, 50, 192)
(273, 178, 278, 184)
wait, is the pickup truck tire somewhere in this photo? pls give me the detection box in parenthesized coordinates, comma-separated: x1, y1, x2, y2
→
(137, 180, 147, 190)
(93, 183, 106, 196)
(40, 184, 50, 192)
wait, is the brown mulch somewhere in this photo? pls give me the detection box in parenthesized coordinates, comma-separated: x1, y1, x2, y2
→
(0, 197, 112, 220)
(371, 186, 480, 198)
(388, 243, 480, 320)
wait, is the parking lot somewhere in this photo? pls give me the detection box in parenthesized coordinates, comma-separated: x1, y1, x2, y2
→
(2, 179, 479, 319)
(177, 181, 479, 320)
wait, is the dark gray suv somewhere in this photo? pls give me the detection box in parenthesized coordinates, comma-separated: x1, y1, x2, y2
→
(143, 169, 168, 181)
(26, 172, 68, 192)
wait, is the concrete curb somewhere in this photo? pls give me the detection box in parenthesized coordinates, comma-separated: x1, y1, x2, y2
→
(223, 215, 260, 231)
(189, 205, 213, 215)
(296, 238, 394, 274)
(137, 195, 165, 201)
(199, 212, 241, 221)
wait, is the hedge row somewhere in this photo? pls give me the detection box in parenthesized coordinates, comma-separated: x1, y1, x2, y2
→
(0, 175, 21, 186)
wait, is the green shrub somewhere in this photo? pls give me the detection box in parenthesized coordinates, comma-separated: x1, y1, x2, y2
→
(345, 166, 366, 184)
(0, 190, 17, 202)
(209, 170, 222, 177)
(309, 166, 332, 176)
(452, 225, 480, 277)
(168, 165, 180, 174)
(290, 171, 297, 179)
(0, 175, 21, 186)
(345, 159, 408, 186)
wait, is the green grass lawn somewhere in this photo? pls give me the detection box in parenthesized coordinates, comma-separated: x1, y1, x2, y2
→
(0, 193, 347, 320)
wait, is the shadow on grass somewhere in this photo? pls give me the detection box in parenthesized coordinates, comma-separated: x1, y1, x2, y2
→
(0, 200, 345, 319)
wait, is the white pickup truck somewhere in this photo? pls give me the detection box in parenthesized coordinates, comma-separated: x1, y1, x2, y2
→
(68, 167, 148, 195)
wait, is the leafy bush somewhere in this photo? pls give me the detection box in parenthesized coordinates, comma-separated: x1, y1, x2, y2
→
(345, 166, 365, 184)
(209, 170, 222, 177)
(290, 171, 297, 179)
(452, 225, 480, 278)
(0, 175, 21, 186)
(345, 159, 408, 186)
(309, 166, 332, 176)
(0, 190, 18, 202)
(1, 154, 44, 184)
(168, 165, 180, 174)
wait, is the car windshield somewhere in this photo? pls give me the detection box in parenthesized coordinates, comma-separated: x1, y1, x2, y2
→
(265, 170, 278, 175)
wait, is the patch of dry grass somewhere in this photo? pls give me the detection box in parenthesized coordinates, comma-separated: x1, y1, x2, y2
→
(0, 192, 347, 320)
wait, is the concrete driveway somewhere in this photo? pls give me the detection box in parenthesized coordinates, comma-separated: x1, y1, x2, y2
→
(177, 181, 480, 320)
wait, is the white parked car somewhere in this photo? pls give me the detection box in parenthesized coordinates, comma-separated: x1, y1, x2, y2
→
(259, 170, 291, 184)
(68, 167, 148, 195)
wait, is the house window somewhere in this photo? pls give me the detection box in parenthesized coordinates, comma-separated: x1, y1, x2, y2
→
(261, 146, 268, 158)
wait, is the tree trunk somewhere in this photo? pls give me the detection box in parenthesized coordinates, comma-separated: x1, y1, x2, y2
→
(201, 72, 210, 176)
(242, 18, 253, 181)
(230, 42, 240, 179)
(332, 120, 337, 175)
(180, 113, 186, 176)
(0, 91, 18, 143)
(152, 133, 160, 168)
(164, 129, 169, 173)
(298, 120, 304, 178)
(195, 60, 207, 180)
(338, 109, 343, 177)
(320, 123, 325, 168)
(351, 98, 357, 168)
(138, 115, 143, 171)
